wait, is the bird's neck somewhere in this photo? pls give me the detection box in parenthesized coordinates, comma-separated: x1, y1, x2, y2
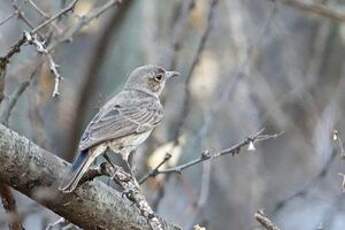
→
(124, 87, 159, 99)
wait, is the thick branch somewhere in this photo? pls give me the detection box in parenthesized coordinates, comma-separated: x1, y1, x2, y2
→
(0, 124, 179, 230)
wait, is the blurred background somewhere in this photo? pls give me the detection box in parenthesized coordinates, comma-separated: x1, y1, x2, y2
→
(1, 0, 345, 229)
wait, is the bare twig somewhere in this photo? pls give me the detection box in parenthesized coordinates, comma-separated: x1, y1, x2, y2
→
(0, 0, 79, 81)
(0, 80, 30, 125)
(25, 0, 49, 18)
(24, 32, 62, 97)
(162, 0, 196, 69)
(1, 0, 121, 98)
(0, 12, 16, 26)
(31, 0, 80, 34)
(0, 35, 27, 68)
(11, 0, 36, 30)
(255, 210, 280, 230)
(139, 153, 172, 184)
(0, 183, 23, 230)
(47, 0, 125, 51)
(276, 0, 345, 22)
(24, 0, 62, 33)
(146, 129, 281, 177)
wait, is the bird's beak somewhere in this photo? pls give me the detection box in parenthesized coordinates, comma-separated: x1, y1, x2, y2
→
(166, 71, 180, 79)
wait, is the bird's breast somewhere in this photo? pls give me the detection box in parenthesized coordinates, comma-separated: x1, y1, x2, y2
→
(108, 130, 152, 152)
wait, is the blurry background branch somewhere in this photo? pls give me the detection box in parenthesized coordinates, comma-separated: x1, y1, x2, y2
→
(277, 0, 345, 22)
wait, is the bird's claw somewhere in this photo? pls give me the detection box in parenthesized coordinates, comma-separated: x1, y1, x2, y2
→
(122, 189, 136, 204)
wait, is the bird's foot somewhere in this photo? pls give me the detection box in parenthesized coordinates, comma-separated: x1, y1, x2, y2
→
(122, 189, 136, 206)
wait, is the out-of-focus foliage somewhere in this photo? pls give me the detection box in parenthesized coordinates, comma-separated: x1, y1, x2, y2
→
(1, 0, 345, 229)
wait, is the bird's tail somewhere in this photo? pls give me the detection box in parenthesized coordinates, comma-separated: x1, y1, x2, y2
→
(59, 150, 96, 193)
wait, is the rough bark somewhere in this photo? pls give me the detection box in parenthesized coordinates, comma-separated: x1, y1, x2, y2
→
(0, 124, 179, 230)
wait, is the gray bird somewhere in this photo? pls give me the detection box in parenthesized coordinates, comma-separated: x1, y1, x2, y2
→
(59, 65, 179, 193)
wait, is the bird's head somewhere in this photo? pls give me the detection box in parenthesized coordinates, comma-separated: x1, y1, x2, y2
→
(124, 65, 179, 97)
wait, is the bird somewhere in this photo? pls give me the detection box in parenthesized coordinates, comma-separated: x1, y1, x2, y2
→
(59, 65, 179, 193)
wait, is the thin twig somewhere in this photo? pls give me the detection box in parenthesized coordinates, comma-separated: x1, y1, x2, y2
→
(31, 0, 80, 34)
(0, 12, 16, 26)
(139, 153, 172, 184)
(276, 0, 345, 22)
(146, 129, 281, 177)
(0, 35, 27, 67)
(48, 0, 124, 51)
(24, 32, 62, 97)
(0, 0, 79, 74)
(25, 0, 49, 18)
(255, 210, 280, 230)
(0, 80, 30, 125)
(162, 0, 196, 69)
(24, 0, 62, 32)
(12, 0, 36, 30)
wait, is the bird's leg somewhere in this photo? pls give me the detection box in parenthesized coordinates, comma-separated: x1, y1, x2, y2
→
(124, 150, 137, 177)
(124, 160, 135, 177)
(103, 152, 116, 169)
(102, 150, 118, 186)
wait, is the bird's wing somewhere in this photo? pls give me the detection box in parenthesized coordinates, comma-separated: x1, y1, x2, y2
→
(78, 96, 163, 151)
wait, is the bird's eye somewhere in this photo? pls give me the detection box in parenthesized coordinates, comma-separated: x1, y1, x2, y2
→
(154, 73, 163, 82)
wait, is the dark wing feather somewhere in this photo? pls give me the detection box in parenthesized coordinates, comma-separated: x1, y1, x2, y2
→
(78, 96, 163, 151)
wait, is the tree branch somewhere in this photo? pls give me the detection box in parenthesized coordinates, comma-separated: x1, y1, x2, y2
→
(0, 124, 179, 230)
(0, 80, 30, 125)
(143, 129, 282, 179)
(277, 0, 345, 22)
(255, 210, 280, 230)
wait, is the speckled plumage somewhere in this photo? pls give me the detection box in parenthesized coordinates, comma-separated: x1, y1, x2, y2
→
(59, 65, 179, 193)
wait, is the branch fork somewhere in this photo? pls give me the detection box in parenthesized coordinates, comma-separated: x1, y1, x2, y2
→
(81, 162, 165, 230)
